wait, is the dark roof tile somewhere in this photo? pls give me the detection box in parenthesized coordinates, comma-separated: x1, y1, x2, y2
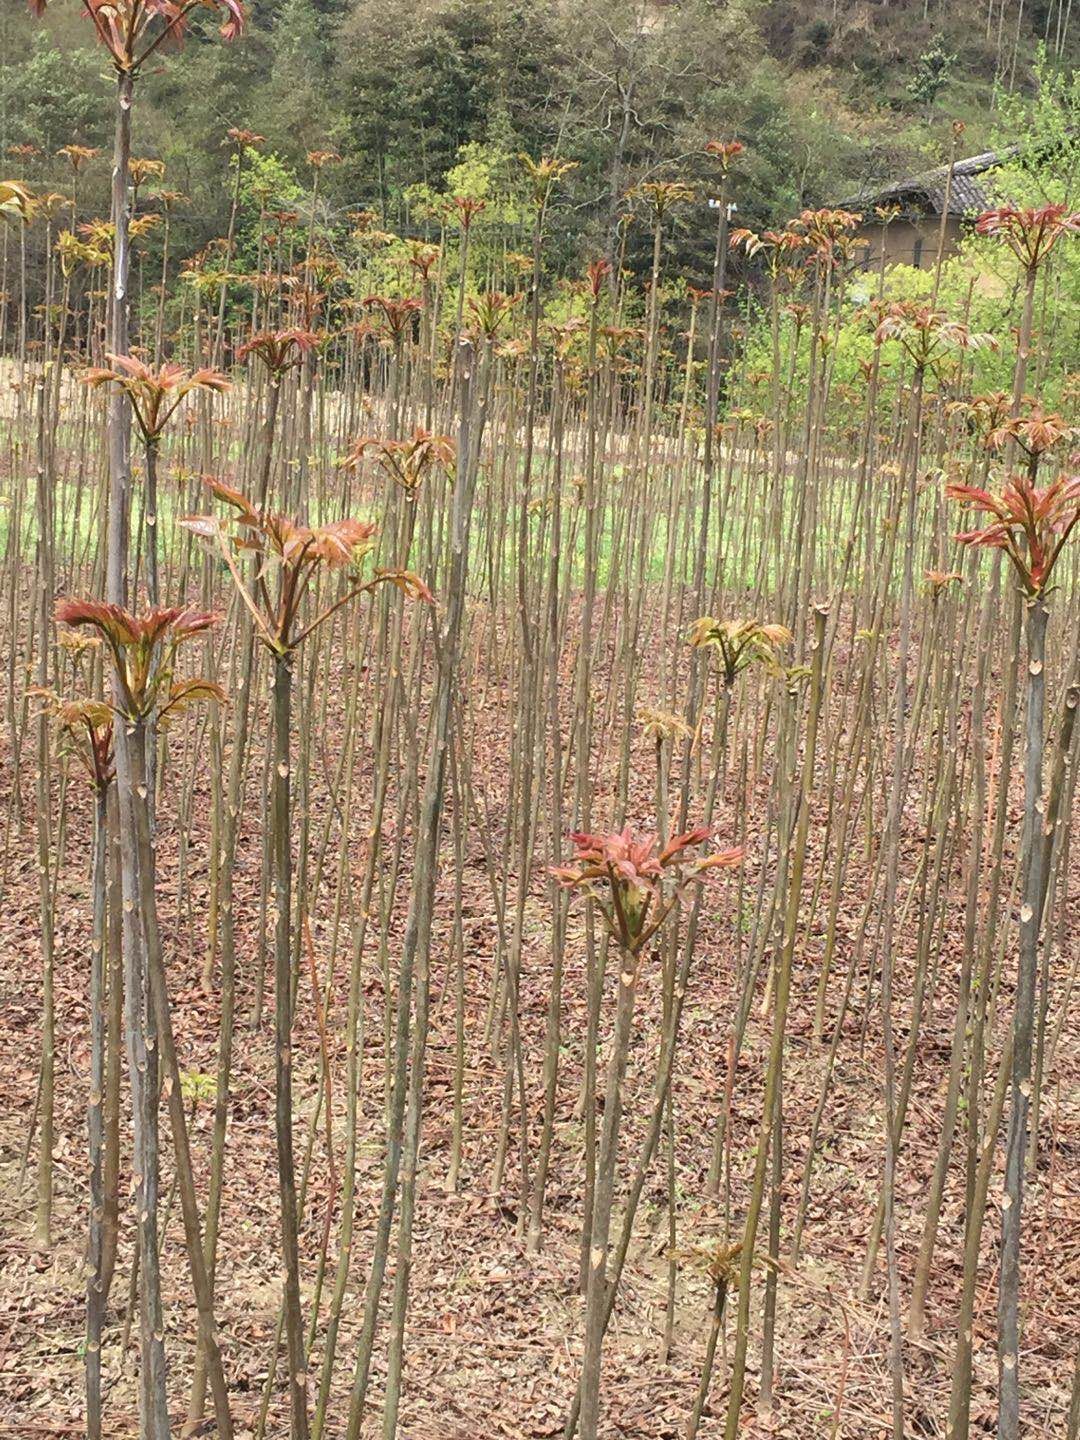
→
(840, 146, 1018, 217)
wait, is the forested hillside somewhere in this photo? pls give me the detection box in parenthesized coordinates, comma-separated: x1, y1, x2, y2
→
(3, 0, 1076, 266)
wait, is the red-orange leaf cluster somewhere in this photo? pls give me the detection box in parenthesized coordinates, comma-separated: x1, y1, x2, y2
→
(55, 600, 220, 716)
(29, 0, 245, 70)
(975, 203, 1080, 269)
(552, 825, 742, 953)
(83, 353, 229, 439)
(236, 328, 320, 374)
(947, 474, 1080, 595)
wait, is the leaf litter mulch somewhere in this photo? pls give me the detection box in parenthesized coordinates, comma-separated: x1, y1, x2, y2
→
(0, 604, 1076, 1439)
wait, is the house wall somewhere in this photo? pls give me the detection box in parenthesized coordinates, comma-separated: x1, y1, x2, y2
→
(856, 216, 965, 271)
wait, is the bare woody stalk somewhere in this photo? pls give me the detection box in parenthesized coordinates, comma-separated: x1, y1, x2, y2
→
(132, 701, 237, 1440)
(24, 9, 247, 1436)
(307, 430, 449, 1435)
(268, 639, 312, 1435)
(184, 473, 431, 1440)
(187, 608, 257, 1430)
(86, 769, 111, 1440)
(570, 257, 609, 1291)
(965, 204, 1080, 1440)
(379, 338, 486, 1438)
(339, 343, 476, 1437)
(687, 618, 789, 1191)
(33, 373, 56, 1252)
(55, 601, 234, 1437)
(553, 826, 742, 1440)
(947, 678, 1077, 1440)
(27, 691, 115, 1438)
(685, 1243, 741, 1440)
(723, 605, 826, 1440)
(947, 432, 1080, 1440)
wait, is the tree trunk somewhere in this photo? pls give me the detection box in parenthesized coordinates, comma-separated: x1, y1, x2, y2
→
(272, 650, 310, 1440)
(579, 956, 639, 1440)
(85, 784, 109, 1440)
(997, 595, 1048, 1440)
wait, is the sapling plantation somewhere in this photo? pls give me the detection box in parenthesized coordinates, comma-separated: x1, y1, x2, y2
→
(2, 8, 1079, 1437)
